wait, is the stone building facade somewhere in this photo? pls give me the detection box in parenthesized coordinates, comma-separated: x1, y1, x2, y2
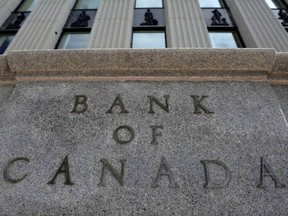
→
(1, 0, 288, 215)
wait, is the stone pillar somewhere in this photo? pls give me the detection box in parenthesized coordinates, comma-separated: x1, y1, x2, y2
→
(6, 0, 76, 51)
(225, 0, 288, 52)
(88, 0, 134, 48)
(165, 0, 212, 48)
(0, 0, 21, 26)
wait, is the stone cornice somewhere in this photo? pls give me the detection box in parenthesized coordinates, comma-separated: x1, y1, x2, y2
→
(0, 49, 287, 83)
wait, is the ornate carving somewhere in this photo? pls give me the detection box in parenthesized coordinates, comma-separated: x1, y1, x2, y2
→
(211, 9, 229, 26)
(71, 10, 90, 27)
(141, 9, 158, 25)
(6, 13, 26, 29)
(278, 9, 288, 26)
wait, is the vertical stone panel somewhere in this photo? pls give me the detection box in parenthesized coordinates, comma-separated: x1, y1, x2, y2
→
(165, 0, 211, 48)
(6, 0, 76, 51)
(226, 0, 288, 52)
(0, 0, 22, 26)
(88, 0, 134, 48)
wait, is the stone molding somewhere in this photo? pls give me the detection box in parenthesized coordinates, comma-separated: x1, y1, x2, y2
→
(0, 48, 287, 83)
(0, 55, 15, 81)
(268, 52, 288, 83)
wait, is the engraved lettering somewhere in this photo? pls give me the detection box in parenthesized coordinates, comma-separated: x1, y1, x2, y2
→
(201, 160, 231, 189)
(150, 125, 164, 145)
(4, 157, 29, 183)
(71, 95, 88, 114)
(47, 155, 74, 185)
(152, 156, 178, 188)
(191, 95, 214, 114)
(106, 95, 129, 114)
(257, 157, 285, 188)
(148, 95, 170, 114)
(113, 125, 135, 144)
(98, 159, 126, 187)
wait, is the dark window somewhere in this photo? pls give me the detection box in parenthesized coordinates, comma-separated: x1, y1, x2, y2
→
(0, 35, 14, 54)
(132, 1, 166, 48)
(267, 0, 288, 30)
(56, 0, 99, 49)
(0, 0, 38, 54)
(200, 0, 245, 48)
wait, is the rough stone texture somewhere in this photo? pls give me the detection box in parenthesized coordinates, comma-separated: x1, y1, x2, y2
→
(7, 49, 275, 79)
(271, 85, 288, 122)
(269, 53, 288, 81)
(0, 84, 15, 108)
(0, 55, 14, 81)
(0, 81, 288, 215)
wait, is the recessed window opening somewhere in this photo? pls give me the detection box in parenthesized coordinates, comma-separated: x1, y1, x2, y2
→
(0, 35, 14, 54)
(74, 0, 100, 9)
(199, 0, 224, 8)
(208, 31, 243, 48)
(57, 32, 90, 49)
(17, 0, 40, 12)
(135, 0, 163, 8)
(132, 31, 166, 48)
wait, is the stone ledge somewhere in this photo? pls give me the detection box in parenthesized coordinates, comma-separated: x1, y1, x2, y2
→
(7, 49, 276, 80)
(268, 52, 288, 82)
(0, 55, 15, 81)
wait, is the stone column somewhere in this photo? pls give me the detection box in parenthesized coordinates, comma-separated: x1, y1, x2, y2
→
(165, 0, 212, 48)
(88, 0, 134, 48)
(225, 0, 288, 52)
(6, 0, 76, 51)
(0, 0, 21, 26)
